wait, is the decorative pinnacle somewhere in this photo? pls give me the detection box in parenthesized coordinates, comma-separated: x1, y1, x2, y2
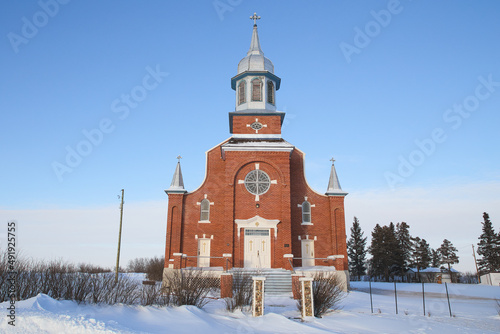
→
(176, 155, 182, 162)
(330, 157, 335, 164)
(250, 12, 261, 26)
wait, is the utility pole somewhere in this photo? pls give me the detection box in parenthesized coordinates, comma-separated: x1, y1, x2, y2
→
(472, 244, 480, 284)
(115, 189, 124, 284)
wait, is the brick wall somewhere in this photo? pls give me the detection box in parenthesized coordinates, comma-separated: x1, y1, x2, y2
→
(165, 141, 348, 270)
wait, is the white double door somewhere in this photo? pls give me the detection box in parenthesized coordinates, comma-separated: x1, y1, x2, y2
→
(244, 229, 271, 268)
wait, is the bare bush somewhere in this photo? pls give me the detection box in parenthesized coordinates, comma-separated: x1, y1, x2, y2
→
(145, 256, 165, 281)
(296, 272, 347, 318)
(127, 257, 149, 273)
(163, 269, 217, 308)
(0, 250, 176, 307)
(141, 282, 170, 306)
(78, 263, 111, 274)
(459, 271, 478, 284)
(108, 275, 141, 305)
(224, 269, 254, 312)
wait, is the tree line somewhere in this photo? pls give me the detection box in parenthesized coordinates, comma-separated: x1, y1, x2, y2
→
(347, 212, 499, 282)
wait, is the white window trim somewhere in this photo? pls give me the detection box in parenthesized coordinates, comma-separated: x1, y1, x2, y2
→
(297, 196, 315, 225)
(196, 195, 214, 223)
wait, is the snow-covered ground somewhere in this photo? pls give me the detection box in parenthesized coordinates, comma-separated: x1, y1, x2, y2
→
(1, 282, 498, 333)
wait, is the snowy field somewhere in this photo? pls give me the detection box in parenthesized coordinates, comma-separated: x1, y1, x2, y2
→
(1, 281, 499, 333)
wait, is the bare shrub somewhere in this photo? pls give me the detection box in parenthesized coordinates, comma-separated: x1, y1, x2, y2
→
(0, 250, 169, 307)
(71, 273, 92, 304)
(224, 269, 254, 312)
(108, 275, 141, 305)
(140, 282, 170, 306)
(145, 256, 165, 281)
(78, 263, 111, 274)
(163, 269, 216, 308)
(459, 271, 478, 284)
(127, 257, 149, 273)
(296, 272, 347, 318)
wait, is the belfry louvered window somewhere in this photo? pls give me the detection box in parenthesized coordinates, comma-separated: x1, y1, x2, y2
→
(238, 81, 246, 105)
(200, 199, 210, 221)
(267, 80, 274, 104)
(251, 78, 262, 101)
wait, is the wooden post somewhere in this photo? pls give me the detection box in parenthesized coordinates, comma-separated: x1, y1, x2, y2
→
(115, 189, 124, 284)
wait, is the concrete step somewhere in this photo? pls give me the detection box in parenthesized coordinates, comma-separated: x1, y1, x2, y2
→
(229, 268, 292, 295)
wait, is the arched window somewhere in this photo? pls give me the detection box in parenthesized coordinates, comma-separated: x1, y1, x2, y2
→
(238, 80, 246, 105)
(302, 201, 311, 224)
(251, 78, 262, 101)
(267, 80, 274, 104)
(200, 199, 210, 221)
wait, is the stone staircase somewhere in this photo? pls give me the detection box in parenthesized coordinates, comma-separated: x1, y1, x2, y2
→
(229, 268, 292, 295)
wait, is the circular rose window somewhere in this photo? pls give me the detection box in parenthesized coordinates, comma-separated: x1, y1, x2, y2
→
(250, 122, 263, 131)
(244, 170, 271, 195)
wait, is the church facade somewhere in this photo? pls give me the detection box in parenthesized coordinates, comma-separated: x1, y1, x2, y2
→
(164, 17, 349, 279)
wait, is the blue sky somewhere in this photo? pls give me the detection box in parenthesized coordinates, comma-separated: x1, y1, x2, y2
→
(1, 1, 499, 272)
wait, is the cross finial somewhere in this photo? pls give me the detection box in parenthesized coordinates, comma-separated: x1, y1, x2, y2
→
(250, 12, 261, 26)
(176, 155, 182, 162)
(330, 157, 335, 164)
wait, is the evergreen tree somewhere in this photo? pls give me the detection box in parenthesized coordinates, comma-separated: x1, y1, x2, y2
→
(477, 212, 500, 275)
(431, 248, 441, 268)
(369, 224, 385, 280)
(396, 222, 413, 274)
(409, 236, 421, 269)
(387, 222, 403, 278)
(369, 223, 402, 281)
(347, 217, 367, 280)
(437, 239, 459, 281)
(413, 238, 432, 273)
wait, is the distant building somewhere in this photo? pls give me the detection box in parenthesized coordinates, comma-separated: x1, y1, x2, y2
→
(480, 273, 500, 286)
(163, 16, 349, 282)
(408, 267, 460, 283)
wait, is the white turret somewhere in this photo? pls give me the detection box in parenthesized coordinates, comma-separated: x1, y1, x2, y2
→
(231, 13, 281, 113)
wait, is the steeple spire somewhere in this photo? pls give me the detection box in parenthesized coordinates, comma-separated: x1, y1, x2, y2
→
(236, 13, 274, 75)
(326, 158, 348, 196)
(165, 156, 187, 194)
(248, 22, 264, 56)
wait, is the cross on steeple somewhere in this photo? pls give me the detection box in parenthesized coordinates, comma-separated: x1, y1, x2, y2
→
(330, 157, 335, 164)
(250, 12, 261, 26)
(177, 155, 182, 162)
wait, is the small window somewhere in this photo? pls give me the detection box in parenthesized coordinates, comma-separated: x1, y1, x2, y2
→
(251, 78, 262, 101)
(302, 201, 311, 224)
(267, 81, 274, 104)
(200, 199, 210, 221)
(238, 81, 246, 105)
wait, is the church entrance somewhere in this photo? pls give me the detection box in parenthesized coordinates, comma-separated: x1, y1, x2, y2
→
(244, 229, 271, 268)
(197, 238, 211, 267)
(301, 239, 315, 267)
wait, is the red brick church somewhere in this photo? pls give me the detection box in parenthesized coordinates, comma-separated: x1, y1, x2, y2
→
(164, 15, 348, 280)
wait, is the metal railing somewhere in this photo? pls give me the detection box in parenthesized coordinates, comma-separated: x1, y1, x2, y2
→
(179, 255, 232, 272)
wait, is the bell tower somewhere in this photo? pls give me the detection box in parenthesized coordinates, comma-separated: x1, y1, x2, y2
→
(229, 13, 284, 139)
